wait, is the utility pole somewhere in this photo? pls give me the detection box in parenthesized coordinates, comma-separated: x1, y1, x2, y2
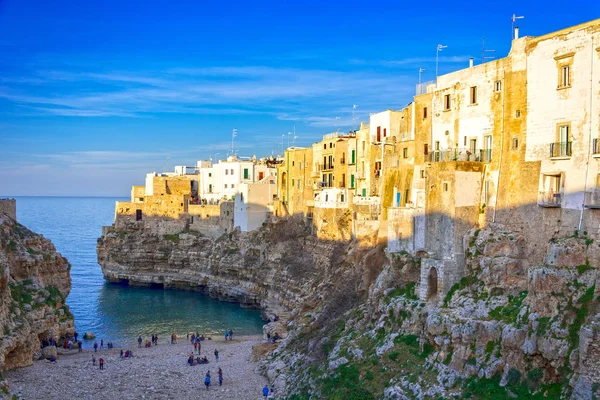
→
(511, 14, 524, 39)
(436, 44, 447, 79)
(418, 67, 425, 85)
(352, 105, 358, 131)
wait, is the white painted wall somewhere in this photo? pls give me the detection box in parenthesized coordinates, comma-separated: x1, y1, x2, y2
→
(234, 182, 276, 232)
(526, 26, 600, 210)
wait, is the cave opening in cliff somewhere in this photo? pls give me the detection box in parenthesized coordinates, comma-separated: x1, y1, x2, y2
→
(427, 267, 438, 299)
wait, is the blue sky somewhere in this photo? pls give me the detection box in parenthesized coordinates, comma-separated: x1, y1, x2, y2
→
(0, 0, 598, 196)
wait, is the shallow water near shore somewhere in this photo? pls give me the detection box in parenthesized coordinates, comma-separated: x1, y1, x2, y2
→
(14, 196, 265, 343)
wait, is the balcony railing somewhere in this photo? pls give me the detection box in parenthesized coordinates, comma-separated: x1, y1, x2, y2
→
(585, 191, 600, 209)
(426, 148, 490, 162)
(549, 142, 572, 158)
(314, 181, 333, 189)
(593, 139, 600, 155)
(318, 163, 334, 171)
(339, 182, 346, 188)
(538, 191, 562, 208)
(340, 159, 346, 165)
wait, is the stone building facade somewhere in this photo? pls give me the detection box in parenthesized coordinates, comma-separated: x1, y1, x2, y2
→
(0, 199, 16, 221)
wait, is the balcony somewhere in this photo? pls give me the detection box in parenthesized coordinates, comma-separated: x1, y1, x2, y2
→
(314, 181, 333, 190)
(585, 191, 600, 209)
(549, 142, 572, 158)
(593, 139, 600, 156)
(338, 181, 346, 188)
(426, 148, 490, 162)
(538, 191, 562, 208)
(319, 163, 334, 171)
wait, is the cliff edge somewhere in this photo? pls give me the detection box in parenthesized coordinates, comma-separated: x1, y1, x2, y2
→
(0, 213, 74, 374)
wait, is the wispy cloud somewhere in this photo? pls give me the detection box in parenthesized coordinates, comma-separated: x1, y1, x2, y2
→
(349, 55, 473, 67)
(0, 63, 416, 124)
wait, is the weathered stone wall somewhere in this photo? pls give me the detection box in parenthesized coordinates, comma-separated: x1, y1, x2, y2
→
(0, 214, 74, 372)
(0, 199, 16, 221)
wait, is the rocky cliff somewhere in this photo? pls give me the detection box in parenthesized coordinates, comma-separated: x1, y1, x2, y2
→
(0, 214, 74, 374)
(98, 219, 600, 399)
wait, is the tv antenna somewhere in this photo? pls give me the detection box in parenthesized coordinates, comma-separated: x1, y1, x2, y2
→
(436, 44, 447, 78)
(511, 14, 524, 39)
(482, 38, 495, 63)
(231, 128, 237, 156)
(352, 105, 358, 130)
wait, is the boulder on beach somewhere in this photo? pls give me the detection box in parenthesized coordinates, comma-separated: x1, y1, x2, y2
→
(42, 346, 57, 360)
(83, 332, 95, 340)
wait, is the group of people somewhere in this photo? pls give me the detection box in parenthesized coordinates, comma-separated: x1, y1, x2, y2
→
(224, 329, 234, 341)
(266, 332, 280, 344)
(93, 339, 114, 352)
(203, 368, 224, 390)
(187, 353, 209, 365)
(120, 350, 134, 358)
(137, 334, 159, 348)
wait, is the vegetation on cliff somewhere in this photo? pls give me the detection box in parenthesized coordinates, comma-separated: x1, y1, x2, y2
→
(0, 214, 74, 375)
(98, 218, 600, 398)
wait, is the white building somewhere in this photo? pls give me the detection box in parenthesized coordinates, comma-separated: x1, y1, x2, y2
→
(197, 156, 277, 203)
(234, 178, 277, 232)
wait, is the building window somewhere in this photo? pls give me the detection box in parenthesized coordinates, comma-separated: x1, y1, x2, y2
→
(231, 184, 234, 188)
(224, 184, 228, 188)
(495, 81, 502, 92)
(230, 169, 234, 175)
(423, 107, 428, 119)
(243, 168, 249, 179)
(362, 141, 365, 152)
(351, 150, 355, 164)
(470, 86, 477, 104)
(299, 162, 302, 170)
(444, 94, 451, 110)
(512, 137, 519, 150)
(225, 169, 228, 175)
(420, 170, 426, 179)
(351, 174, 355, 188)
(403, 148, 408, 158)
(330, 143, 333, 148)
(292, 161, 295, 167)
(516, 110, 521, 118)
(376, 126, 381, 141)
(383, 128, 387, 137)
(424, 143, 428, 155)
(208, 173, 212, 178)
(404, 189, 409, 205)
(560, 65, 570, 88)
(292, 179, 295, 187)
(443, 182, 449, 192)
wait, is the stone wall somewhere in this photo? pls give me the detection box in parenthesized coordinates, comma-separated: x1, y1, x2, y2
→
(0, 199, 16, 221)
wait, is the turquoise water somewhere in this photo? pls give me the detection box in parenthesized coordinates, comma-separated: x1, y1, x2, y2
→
(14, 197, 265, 343)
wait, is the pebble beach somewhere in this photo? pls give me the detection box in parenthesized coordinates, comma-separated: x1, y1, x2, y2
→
(4, 335, 270, 400)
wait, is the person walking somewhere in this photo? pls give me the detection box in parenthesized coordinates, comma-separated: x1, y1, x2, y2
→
(93, 342, 98, 352)
(78, 341, 83, 352)
(262, 385, 269, 398)
(92, 355, 96, 366)
(229, 330, 233, 341)
(138, 336, 142, 348)
(214, 349, 219, 361)
(100, 339, 104, 349)
(204, 371, 211, 390)
(198, 341, 201, 354)
(218, 368, 223, 386)
(99, 358, 104, 370)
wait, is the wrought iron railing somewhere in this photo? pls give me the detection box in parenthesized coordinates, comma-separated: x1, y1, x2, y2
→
(549, 142, 572, 158)
(538, 191, 562, 207)
(426, 148, 489, 162)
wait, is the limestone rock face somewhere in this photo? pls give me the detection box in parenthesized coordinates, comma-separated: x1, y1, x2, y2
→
(0, 214, 74, 371)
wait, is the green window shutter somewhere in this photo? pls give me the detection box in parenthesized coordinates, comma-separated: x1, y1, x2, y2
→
(351, 150, 355, 164)
(244, 168, 249, 179)
(351, 175, 355, 188)
(362, 188, 366, 197)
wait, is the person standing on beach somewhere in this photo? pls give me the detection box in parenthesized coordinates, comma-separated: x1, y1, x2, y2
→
(100, 339, 104, 349)
(138, 337, 142, 348)
(229, 330, 233, 340)
(93, 342, 98, 352)
(218, 368, 223, 386)
(204, 371, 211, 390)
(214, 349, 219, 361)
(92, 355, 96, 366)
(262, 385, 269, 398)
(198, 341, 201, 354)
(99, 358, 104, 370)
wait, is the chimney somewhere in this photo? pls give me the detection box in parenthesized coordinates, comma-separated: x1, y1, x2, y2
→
(514, 26, 519, 39)
(469, 57, 474, 68)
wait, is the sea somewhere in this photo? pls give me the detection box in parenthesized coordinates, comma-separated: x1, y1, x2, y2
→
(14, 196, 265, 344)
